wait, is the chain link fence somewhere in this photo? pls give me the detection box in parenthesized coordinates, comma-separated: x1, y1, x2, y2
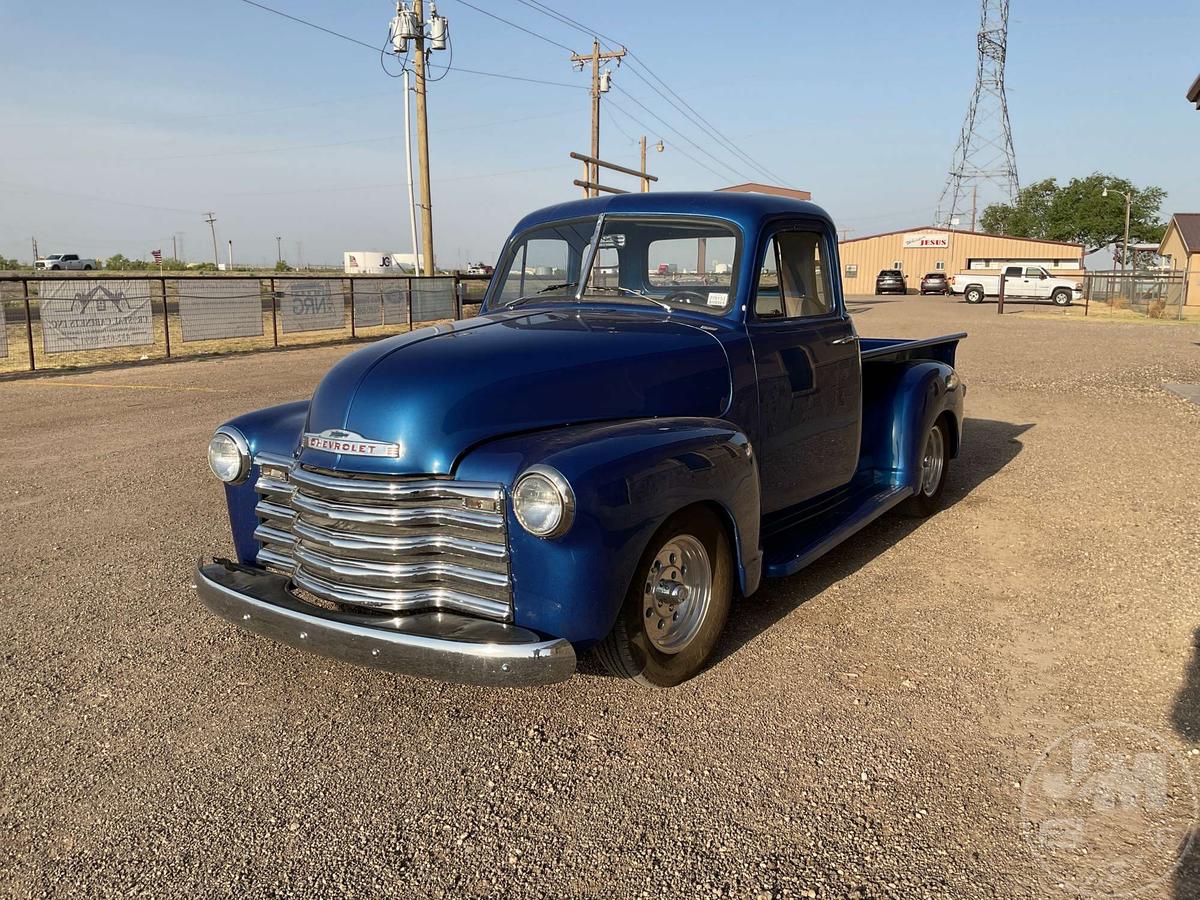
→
(0, 273, 490, 374)
(1083, 271, 1187, 319)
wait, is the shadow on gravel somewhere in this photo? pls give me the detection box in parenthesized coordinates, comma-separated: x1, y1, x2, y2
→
(1170, 631, 1200, 898)
(706, 417, 1033, 669)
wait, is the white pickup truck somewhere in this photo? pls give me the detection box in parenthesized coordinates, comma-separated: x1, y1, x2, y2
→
(950, 265, 1083, 307)
(34, 253, 98, 271)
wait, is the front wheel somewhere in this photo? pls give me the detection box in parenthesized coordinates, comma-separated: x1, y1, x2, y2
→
(964, 286, 984, 304)
(1051, 288, 1072, 307)
(901, 418, 950, 518)
(594, 507, 733, 687)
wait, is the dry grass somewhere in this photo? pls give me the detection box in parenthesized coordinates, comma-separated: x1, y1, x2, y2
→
(1021, 300, 1200, 326)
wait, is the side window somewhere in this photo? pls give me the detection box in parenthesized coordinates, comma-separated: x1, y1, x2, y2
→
(755, 238, 783, 317)
(754, 231, 832, 319)
(589, 246, 620, 290)
(1024, 266, 1041, 278)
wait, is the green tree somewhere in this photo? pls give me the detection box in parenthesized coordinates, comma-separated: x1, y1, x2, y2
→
(980, 173, 1166, 254)
(0, 255, 22, 270)
(274, 259, 291, 272)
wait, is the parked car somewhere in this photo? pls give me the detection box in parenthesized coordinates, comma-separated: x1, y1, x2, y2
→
(950, 266, 1082, 306)
(34, 253, 97, 271)
(920, 272, 949, 295)
(195, 191, 967, 688)
(875, 269, 907, 294)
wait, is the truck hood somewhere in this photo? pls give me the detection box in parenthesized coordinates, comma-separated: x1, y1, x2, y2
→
(301, 307, 732, 474)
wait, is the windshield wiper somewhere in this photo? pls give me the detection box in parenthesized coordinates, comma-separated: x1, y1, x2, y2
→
(504, 282, 578, 308)
(599, 286, 672, 313)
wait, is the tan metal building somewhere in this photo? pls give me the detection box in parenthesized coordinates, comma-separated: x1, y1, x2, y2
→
(837, 226, 1085, 293)
(1158, 213, 1200, 306)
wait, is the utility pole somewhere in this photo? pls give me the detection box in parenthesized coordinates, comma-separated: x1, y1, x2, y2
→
(403, 69, 420, 273)
(412, 1, 435, 275)
(31, 237, 38, 263)
(276, 236, 282, 265)
(172, 234, 178, 261)
(640, 136, 647, 193)
(204, 212, 219, 267)
(639, 137, 664, 193)
(970, 185, 978, 231)
(227, 239, 234, 271)
(571, 41, 625, 197)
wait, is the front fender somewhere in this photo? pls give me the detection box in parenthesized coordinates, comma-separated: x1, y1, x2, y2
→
(218, 400, 309, 564)
(456, 418, 762, 645)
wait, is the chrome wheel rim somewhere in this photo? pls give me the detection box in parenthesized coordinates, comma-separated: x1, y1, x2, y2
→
(641, 534, 712, 654)
(920, 425, 945, 497)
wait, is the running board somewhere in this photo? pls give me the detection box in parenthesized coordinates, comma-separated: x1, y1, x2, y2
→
(762, 482, 913, 578)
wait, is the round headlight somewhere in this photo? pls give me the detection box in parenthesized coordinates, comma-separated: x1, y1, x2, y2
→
(207, 427, 251, 484)
(512, 465, 575, 538)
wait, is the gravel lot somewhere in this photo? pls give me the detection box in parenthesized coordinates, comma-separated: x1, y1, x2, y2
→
(2, 295, 1199, 898)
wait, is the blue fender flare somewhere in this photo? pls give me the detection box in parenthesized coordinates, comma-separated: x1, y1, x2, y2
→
(456, 417, 762, 645)
(860, 361, 963, 493)
(215, 400, 309, 565)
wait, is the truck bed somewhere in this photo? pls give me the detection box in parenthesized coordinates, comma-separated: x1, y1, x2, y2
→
(859, 333, 967, 367)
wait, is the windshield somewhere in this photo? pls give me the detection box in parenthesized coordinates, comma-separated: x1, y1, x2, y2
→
(490, 215, 739, 315)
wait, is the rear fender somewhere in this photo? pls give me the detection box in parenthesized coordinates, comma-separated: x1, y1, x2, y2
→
(860, 361, 963, 490)
(456, 418, 761, 645)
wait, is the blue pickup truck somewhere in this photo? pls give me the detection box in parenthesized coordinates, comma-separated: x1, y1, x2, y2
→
(195, 192, 965, 688)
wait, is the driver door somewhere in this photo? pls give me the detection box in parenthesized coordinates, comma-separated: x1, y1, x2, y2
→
(748, 227, 862, 514)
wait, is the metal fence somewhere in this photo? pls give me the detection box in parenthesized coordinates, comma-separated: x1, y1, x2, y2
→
(1083, 271, 1187, 318)
(0, 272, 490, 374)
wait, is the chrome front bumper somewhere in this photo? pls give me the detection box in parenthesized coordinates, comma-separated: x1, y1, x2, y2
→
(193, 559, 575, 686)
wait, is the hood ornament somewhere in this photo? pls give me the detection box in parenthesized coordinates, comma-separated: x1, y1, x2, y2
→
(302, 428, 402, 458)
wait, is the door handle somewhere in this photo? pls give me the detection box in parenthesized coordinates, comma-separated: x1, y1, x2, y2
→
(829, 335, 859, 345)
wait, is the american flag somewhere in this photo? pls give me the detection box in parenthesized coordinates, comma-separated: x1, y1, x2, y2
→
(151, 249, 162, 262)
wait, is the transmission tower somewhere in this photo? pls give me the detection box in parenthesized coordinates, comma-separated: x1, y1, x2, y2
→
(936, 0, 1019, 227)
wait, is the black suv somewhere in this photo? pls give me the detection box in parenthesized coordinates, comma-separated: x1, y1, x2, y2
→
(875, 269, 907, 295)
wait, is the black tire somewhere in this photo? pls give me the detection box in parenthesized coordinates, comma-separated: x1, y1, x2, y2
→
(594, 507, 733, 687)
(50, 265, 60, 271)
(82, 264, 92, 270)
(901, 418, 950, 518)
(965, 286, 984, 304)
(1051, 288, 1072, 307)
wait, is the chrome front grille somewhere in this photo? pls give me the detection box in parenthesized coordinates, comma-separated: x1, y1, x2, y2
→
(252, 456, 512, 621)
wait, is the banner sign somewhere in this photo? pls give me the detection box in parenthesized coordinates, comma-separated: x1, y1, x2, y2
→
(277, 279, 345, 334)
(39, 279, 153, 354)
(902, 232, 950, 249)
(352, 278, 409, 328)
(176, 279, 264, 342)
(411, 277, 455, 324)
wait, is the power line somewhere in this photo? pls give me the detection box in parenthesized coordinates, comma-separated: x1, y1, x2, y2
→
(0, 180, 203, 215)
(609, 87, 748, 182)
(447, 0, 577, 53)
(240, 0, 380, 51)
(621, 55, 789, 186)
(240, 0, 584, 89)
(605, 100, 731, 184)
(507, 0, 783, 186)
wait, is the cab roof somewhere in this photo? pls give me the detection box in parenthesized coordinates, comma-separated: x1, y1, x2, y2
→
(510, 191, 836, 240)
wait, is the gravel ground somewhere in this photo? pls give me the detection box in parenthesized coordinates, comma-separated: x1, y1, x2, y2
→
(2, 295, 1199, 898)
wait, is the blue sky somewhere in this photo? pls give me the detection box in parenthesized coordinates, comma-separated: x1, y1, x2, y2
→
(1, 0, 1196, 267)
